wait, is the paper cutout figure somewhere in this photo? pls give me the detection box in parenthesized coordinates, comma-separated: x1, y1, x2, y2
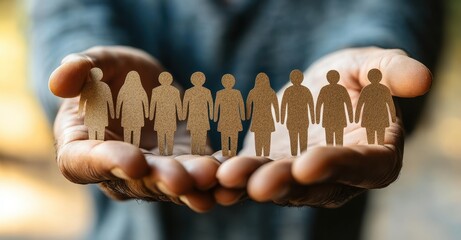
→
(78, 67, 115, 140)
(214, 74, 245, 157)
(281, 69, 315, 156)
(246, 73, 279, 156)
(316, 70, 353, 146)
(150, 72, 183, 155)
(116, 71, 149, 147)
(355, 68, 396, 145)
(182, 72, 213, 155)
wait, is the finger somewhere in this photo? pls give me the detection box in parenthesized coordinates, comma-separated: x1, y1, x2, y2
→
(274, 183, 365, 208)
(179, 191, 215, 213)
(245, 158, 366, 207)
(214, 187, 246, 206)
(49, 53, 94, 98)
(247, 159, 293, 202)
(175, 155, 220, 190)
(49, 46, 162, 98)
(99, 178, 174, 202)
(57, 139, 149, 184)
(143, 155, 194, 197)
(292, 121, 403, 189)
(359, 48, 432, 97)
(217, 156, 272, 189)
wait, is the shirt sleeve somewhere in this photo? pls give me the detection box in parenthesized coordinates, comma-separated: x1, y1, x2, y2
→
(310, 0, 442, 68)
(308, 0, 443, 132)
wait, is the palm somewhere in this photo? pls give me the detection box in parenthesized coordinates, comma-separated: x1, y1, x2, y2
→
(218, 47, 429, 207)
(52, 46, 220, 212)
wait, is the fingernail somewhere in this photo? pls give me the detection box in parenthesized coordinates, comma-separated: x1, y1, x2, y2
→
(61, 53, 94, 66)
(179, 195, 190, 205)
(179, 195, 202, 213)
(222, 192, 245, 206)
(111, 168, 132, 180)
(274, 187, 290, 200)
(61, 54, 84, 64)
(156, 182, 177, 197)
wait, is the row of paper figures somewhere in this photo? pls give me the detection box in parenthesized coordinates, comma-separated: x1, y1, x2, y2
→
(79, 68, 396, 156)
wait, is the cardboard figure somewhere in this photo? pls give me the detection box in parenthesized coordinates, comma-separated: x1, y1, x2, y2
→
(214, 74, 245, 157)
(150, 72, 182, 155)
(182, 72, 213, 155)
(246, 73, 279, 156)
(281, 69, 315, 156)
(355, 68, 396, 145)
(316, 70, 353, 146)
(116, 71, 149, 147)
(78, 67, 115, 140)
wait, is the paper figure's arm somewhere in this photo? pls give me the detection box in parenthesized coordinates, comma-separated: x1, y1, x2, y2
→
(149, 90, 156, 121)
(175, 91, 183, 121)
(142, 91, 149, 118)
(272, 92, 280, 123)
(315, 90, 324, 124)
(355, 92, 365, 123)
(307, 90, 315, 124)
(115, 91, 123, 119)
(387, 90, 397, 123)
(213, 93, 220, 122)
(246, 92, 253, 121)
(280, 91, 288, 124)
(344, 89, 353, 123)
(238, 92, 246, 121)
(105, 86, 115, 119)
(206, 90, 213, 120)
(182, 90, 190, 121)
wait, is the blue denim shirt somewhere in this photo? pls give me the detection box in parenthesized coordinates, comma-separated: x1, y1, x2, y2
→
(26, 0, 442, 239)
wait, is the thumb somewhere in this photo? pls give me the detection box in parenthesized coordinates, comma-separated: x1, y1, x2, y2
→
(49, 53, 95, 98)
(49, 46, 163, 98)
(359, 48, 432, 98)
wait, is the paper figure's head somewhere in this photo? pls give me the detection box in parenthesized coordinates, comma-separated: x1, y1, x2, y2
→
(368, 68, 382, 84)
(90, 67, 103, 81)
(191, 72, 206, 86)
(221, 74, 235, 89)
(255, 72, 270, 88)
(159, 72, 173, 85)
(126, 71, 141, 85)
(326, 70, 340, 84)
(290, 69, 304, 85)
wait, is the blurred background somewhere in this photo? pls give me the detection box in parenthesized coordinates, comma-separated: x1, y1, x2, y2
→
(0, 0, 460, 239)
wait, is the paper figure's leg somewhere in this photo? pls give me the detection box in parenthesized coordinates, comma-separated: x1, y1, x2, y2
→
(221, 133, 229, 157)
(262, 131, 271, 156)
(158, 131, 165, 155)
(95, 127, 105, 141)
(288, 130, 298, 156)
(254, 132, 262, 156)
(132, 128, 141, 147)
(325, 128, 334, 145)
(299, 129, 307, 153)
(366, 128, 375, 144)
(124, 129, 132, 144)
(198, 131, 207, 155)
(335, 128, 344, 146)
(88, 127, 96, 140)
(377, 128, 385, 145)
(190, 131, 197, 155)
(166, 131, 175, 155)
(230, 132, 238, 157)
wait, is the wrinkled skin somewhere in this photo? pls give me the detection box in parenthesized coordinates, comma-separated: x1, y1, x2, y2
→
(50, 46, 431, 212)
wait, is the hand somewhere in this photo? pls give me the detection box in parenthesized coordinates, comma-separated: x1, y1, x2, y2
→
(216, 47, 431, 207)
(51, 46, 220, 212)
